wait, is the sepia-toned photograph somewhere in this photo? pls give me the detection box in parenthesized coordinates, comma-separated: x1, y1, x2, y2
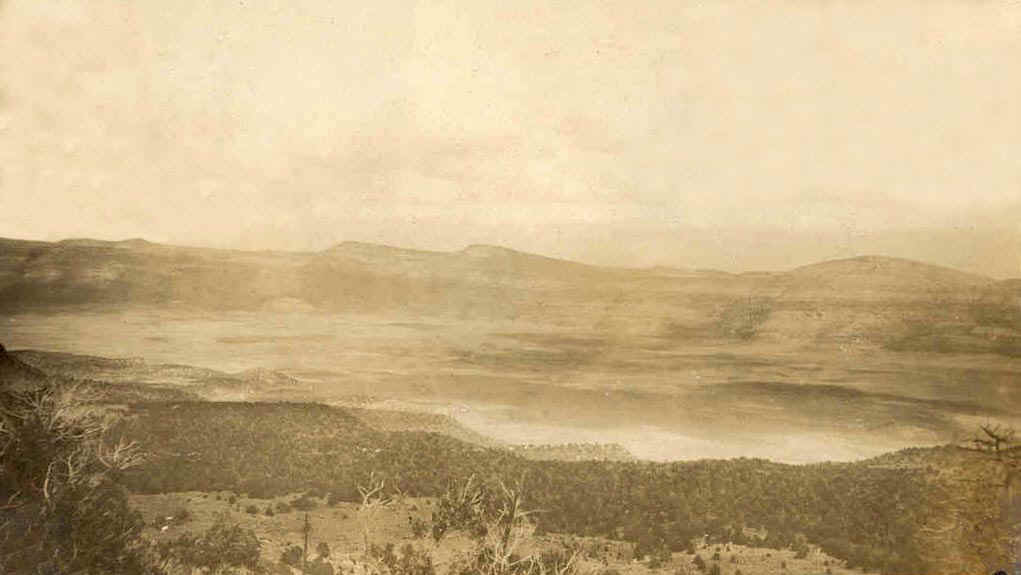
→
(1, 1, 1019, 573)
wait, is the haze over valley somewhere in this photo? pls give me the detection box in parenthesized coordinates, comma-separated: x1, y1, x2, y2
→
(4, 236, 1019, 463)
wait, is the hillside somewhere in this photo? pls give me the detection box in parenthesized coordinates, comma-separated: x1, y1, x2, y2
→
(105, 398, 1011, 575)
(784, 255, 993, 298)
(0, 343, 47, 393)
(2, 347, 1016, 574)
(343, 406, 504, 448)
(507, 442, 636, 462)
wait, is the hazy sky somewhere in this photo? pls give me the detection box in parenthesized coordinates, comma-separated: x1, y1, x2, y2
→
(2, 1, 1019, 276)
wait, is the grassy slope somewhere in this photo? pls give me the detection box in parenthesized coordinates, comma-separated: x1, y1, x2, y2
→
(108, 399, 1008, 575)
(131, 491, 870, 575)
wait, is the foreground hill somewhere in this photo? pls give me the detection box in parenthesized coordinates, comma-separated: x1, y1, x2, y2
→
(2, 346, 1015, 574)
(106, 398, 1011, 575)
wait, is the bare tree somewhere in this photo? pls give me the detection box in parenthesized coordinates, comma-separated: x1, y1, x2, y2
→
(357, 471, 392, 555)
(969, 424, 1021, 483)
(924, 424, 1021, 574)
(0, 379, 148, 573)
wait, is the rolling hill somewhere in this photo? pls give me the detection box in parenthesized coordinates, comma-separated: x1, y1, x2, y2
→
(1, 236, 1018, 354)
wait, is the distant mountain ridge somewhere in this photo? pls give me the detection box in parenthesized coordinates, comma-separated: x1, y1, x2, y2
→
(2, 236, 1019, 355)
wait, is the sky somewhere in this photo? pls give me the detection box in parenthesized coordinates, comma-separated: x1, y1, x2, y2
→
(2, 0, 1019, 276)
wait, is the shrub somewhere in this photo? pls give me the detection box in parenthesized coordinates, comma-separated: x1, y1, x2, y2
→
(648, 544, 672, 569)
(245, 504, 259, 515)
(280, 544, 303, 567)
(409, 515, 430, 539)
(430, 475, 491, 542)
(370, 542, 435, 575)
(693, 554, 706, 571)
(292, 495, 317, 511)
(308, 559, 336, 575)
(158, 512, 261, 573)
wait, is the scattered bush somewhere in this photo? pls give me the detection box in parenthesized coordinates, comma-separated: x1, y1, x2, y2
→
(158, 512, 261, 573)
(648, 544, 672, 569)
(370, 542, 435, 575)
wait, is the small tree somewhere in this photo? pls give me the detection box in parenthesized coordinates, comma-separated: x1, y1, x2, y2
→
(928, 424, 1021, 573)
(354, 472, 394, 557)
(0, 380, 148, 574)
